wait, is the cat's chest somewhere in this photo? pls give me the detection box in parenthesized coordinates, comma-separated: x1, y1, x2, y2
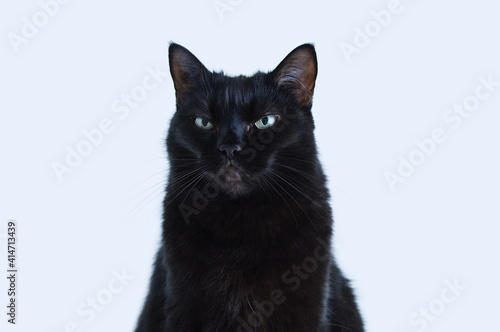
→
(164, 195, 328, 330)
(196, 260, 291, 330)
(192, 197, 304, 236)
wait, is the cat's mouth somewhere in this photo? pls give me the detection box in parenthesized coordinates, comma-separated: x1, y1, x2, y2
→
(219, 160, 246, 184)
(208, 160, 250, 196)
(224, 165, 243, 182)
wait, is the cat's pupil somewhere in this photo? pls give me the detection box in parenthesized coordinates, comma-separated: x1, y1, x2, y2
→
(262, 117, 269, 125)
(202, 119, 208, 126)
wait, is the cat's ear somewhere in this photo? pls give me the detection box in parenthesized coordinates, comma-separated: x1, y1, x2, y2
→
(272, 44, 318, 107)
(169, 43, 208, 99)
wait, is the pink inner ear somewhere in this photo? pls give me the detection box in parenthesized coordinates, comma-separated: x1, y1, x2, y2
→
(296, 60, 317, 106)
(170, 60, 196, 96)
(300, 60, 317, 93)
(275, 48, 317, 106)
(169, 44, 208, 100)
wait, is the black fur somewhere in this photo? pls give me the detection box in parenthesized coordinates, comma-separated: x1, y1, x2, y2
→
(135, 43, 364, 332)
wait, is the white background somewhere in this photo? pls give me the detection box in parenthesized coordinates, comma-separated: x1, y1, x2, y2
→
(1, 0, 499, 331)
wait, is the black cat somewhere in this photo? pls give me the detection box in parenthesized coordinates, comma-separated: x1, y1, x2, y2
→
(135, 43, 364, 332)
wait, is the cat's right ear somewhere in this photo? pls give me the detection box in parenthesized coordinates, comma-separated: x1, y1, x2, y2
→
(271, 44, 318, 107)
(169, 43, 208, 100)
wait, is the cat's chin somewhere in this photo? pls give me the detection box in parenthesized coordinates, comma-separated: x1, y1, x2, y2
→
(210, 165, 252, 197)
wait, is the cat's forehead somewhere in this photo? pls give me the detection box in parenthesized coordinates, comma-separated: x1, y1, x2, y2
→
(208, 73, 269, 113)
(214, 74, 259, 97)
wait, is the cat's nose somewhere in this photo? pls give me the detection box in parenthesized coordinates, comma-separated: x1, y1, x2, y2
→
(218, 144, 242, 159)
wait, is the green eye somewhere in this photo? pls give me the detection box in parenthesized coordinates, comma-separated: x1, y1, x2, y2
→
(194, 117, 213, 130)
(255, 115, 278, 130)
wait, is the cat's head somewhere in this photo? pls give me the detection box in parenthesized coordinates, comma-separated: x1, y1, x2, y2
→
(166, 43, 319, 197)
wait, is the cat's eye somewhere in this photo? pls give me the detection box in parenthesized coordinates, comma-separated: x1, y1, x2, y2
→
(254, 115, 278, 130)
(194, 117, 213, 130)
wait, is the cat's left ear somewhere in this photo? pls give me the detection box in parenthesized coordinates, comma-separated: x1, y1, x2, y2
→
(272, 44, 318, 107)
(169, 43, 209, 100)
